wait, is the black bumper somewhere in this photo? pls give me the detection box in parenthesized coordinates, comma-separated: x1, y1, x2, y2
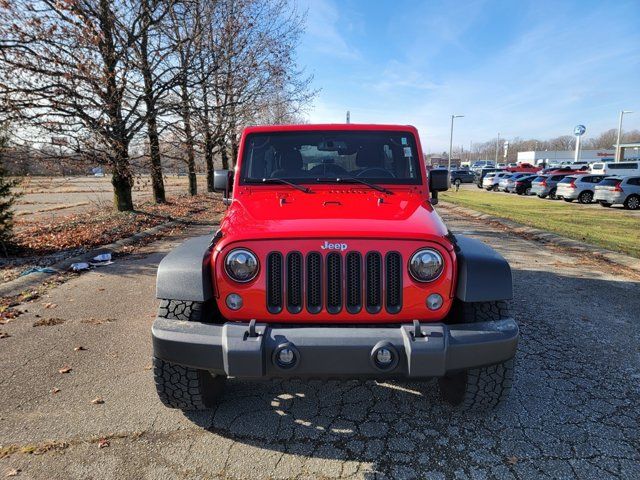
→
(152, 318, 518, 379)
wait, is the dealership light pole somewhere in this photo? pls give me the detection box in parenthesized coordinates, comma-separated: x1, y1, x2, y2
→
(495, 132, 500, 164)
(448, 114, 464, 170)
(615, 110, 632, 162)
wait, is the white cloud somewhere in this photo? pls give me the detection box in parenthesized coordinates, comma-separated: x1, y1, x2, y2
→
(300, 0, 361, 60)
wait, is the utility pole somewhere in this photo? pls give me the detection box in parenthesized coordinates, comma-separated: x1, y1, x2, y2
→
(346, 111, 351, 124)
(448, 114, 464, 170)
(494, 132, 500, 164)
(615, 110, 632, 162)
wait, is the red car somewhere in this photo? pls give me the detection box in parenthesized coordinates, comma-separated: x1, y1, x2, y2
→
(505, 162, 541, 173)
(152, 124, 518, 411)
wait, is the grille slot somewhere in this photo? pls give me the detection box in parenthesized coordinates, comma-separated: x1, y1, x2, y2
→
(266, 252, 283, 314)
(326, 252, 342, 314)
(385, 252, 402, 314)
(286, 252, 303, 313)
(365, 252, 382, 313)
(345, 252, 362, 313)
(306, 253, 322, 314)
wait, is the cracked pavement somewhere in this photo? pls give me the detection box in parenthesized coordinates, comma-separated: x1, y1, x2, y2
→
(0, 208, 638, 479)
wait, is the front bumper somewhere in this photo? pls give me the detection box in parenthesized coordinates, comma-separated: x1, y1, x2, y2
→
(152, 317, 519, 379)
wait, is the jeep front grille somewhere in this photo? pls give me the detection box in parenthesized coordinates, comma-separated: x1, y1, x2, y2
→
(266, 250, 402, 315)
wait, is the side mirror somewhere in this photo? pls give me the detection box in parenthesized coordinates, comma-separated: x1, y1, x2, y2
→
(428, 169, 449, 205)
(214, 169, 234, 205)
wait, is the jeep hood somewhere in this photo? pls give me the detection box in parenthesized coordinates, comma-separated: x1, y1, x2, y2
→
(218, 188, 450, 246)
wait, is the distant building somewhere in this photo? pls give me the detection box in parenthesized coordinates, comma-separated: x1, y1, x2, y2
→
(517, 149, 615, 165)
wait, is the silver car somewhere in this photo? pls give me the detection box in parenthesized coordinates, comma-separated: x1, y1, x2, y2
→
(594, 176, 640, 209)
(556, 174, 606, 204)
(530, 173, 571, 199)
(501, 173, 534, 193)
(483, 172, 511, 191)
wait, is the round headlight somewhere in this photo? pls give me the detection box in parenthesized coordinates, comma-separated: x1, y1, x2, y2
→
(409, 249, 444, 282)
(224, 249, 258, 283)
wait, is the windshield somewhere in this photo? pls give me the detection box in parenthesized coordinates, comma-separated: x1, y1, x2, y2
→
(240, 131, 422, 184)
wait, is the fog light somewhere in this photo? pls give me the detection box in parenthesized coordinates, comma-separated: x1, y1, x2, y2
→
(375, 348, 393, 367)
(226, 293, 243, 310)
(426, 293, 443, 310)
(274, 344, 298, 369)
(278, 348, 295, 366)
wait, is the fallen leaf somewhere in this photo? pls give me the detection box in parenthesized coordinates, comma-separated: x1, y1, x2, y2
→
(58, 366, 72, 374)
(43, 303, 57, 309)
(74, 346, 86, 351)
(97, 439, 109, 449)
(0, 332, 10, 339)
(90, 397, 104, 405)
(506, 456, 518, 465)
(144, 364, 152, 371)
(33, 318, 65, 327)
(5, 468, 20, 477)
(50, 387, 61, 394)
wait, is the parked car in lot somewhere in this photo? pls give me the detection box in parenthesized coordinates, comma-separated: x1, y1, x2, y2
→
(590, 161, 640, 177)
(500, 172, 536, 193)
(505, 162, 541, 173)
(471, 160, 495, 172)
(474, 168, 498, 188)
(449, 169, 475, 186)
(594, 176, 640, 209)
(556, 175, 606, 203)
(514, 175, 538, 195)
(530, 173, 572, 199)
(483, 172, 512, 191)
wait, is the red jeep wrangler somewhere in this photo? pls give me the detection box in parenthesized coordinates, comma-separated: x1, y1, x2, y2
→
(152, 124, 518, 410)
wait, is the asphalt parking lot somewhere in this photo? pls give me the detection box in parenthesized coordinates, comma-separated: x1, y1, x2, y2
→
(1, 208, 638, 479)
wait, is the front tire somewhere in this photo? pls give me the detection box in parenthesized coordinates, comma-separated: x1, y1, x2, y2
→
(439, 300, 515, 409)
(153, 357, 225, 410)
(578, 191, 593, 204)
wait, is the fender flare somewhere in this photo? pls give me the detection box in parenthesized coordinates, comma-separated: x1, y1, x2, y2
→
(453, 235, 513, 302)
(156, 234, 217, 302)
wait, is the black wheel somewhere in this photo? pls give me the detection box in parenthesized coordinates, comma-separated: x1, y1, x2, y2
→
(599, 201, 612, 208)
(153, 357, 225, 410)
(548, 188, 557, 200)
(439, 301, 515, 410)
(624, 195, 639, 210)
(537, 194, 546, 198)
(525, 187, 531, 195)
(578, 191, 593, 204)
(492, 185, 499, 192)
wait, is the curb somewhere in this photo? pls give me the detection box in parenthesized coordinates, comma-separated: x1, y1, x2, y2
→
(438, 201, 640, 275)
(0, 219, 211, 299)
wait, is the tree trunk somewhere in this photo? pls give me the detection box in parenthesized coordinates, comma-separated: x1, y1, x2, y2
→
(180, 79, 197, 196)
(140, 0, 166, 204)
(204, 128, 214, 192)
(112, 143, 134, 211)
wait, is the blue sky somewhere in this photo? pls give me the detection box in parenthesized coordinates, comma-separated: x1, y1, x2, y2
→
(297, 0, 640, 152)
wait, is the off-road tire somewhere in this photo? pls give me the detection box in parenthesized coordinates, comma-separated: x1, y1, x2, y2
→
(153, 357, 225, 410)
(624, 195, 639, 210)
(158, 299, 204, 322)
(439, 300, 515, 409)
(578, 191, 593, 204)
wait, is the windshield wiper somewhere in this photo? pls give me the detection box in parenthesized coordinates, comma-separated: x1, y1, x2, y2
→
(315, 175, 393, 195)
(244, 177, 312, 193)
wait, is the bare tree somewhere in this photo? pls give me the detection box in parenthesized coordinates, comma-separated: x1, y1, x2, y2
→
(0, 0, 168, 211)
